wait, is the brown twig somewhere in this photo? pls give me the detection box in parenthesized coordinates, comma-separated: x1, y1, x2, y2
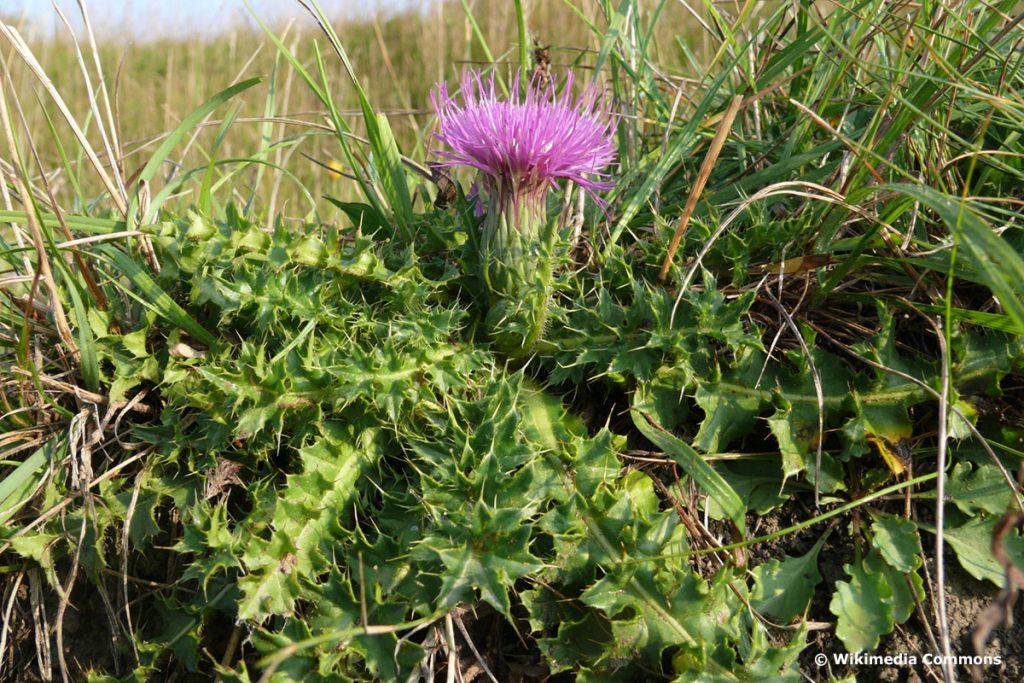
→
(651, 476, 729, 570)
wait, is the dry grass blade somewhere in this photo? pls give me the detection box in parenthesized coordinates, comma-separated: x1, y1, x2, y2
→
(659, 94, 743, 283)
(120, 468, 146, 665)
(29, 569, 53, 682)
(453, 611, 500, 683)
(931, 314, 955, 683)
(0, 158, 35, 274)
(51, 1, 128, 207)
(0, 59, 79, 360)
(48, 1, 163, 271)
(789, 97, 886, 184)
(74, 0, 125, 174)
(0, 569, 26, 680)
(8, 366, 151, 413)
(0, 22, 127, 216)
(0, 450, 149, 557)
(442, 613, 457, 683)
(54, 498, 89, 683)
(763, 287, 826, 508)
(3, 60, 112, 313)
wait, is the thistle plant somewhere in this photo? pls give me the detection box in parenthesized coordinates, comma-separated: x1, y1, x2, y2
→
(432, 70, 617, 353)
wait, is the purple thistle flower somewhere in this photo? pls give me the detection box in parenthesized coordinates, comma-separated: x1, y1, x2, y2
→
(430, 69, 617, 353)
(431, 69, 618, 214)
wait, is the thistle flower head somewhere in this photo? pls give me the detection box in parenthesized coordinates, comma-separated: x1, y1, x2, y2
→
(430, 69, 618, 202)
(430, 69, 617, 355)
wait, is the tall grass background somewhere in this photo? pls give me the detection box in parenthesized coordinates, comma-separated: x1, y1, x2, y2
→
(1, 0, 693, 213)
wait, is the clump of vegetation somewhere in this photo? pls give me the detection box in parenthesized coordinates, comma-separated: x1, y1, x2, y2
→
(1, 0, 1023, 681)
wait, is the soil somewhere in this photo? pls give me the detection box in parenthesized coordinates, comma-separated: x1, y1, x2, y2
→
(4, 575, 122, 682)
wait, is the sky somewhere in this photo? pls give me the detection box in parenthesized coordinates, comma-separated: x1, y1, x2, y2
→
(0, 0, 419, 40)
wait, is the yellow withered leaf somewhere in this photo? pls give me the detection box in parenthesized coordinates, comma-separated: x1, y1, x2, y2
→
(866, 434, 912, 477)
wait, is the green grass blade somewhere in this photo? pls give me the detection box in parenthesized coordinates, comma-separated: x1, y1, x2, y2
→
(0, 211, 126, 235)
(198, 103, 240, 215)
(456, 0, 508, 95)
(513, 0, 531, 76)
(244, 3, 388, 222)
(62, 269, 100, 392)
(886, 183, 1024, 336)
(96, 245, 216, 346)
(251, 45, 282, 207)
(131, 77, 261, 226)
(38, 102, 87, 211)
(631, 404, 746, 533)
(0, 438, 64, 525)
(602, 75, 737, 257)
(305, 3, 414, 239)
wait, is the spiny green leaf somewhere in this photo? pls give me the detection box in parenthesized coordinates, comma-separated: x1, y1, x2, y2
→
(692, 380, 763, 453)
(10, 532, 61, 587)
(237, 531, 304, 620)
(425, 503, 543, 616)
